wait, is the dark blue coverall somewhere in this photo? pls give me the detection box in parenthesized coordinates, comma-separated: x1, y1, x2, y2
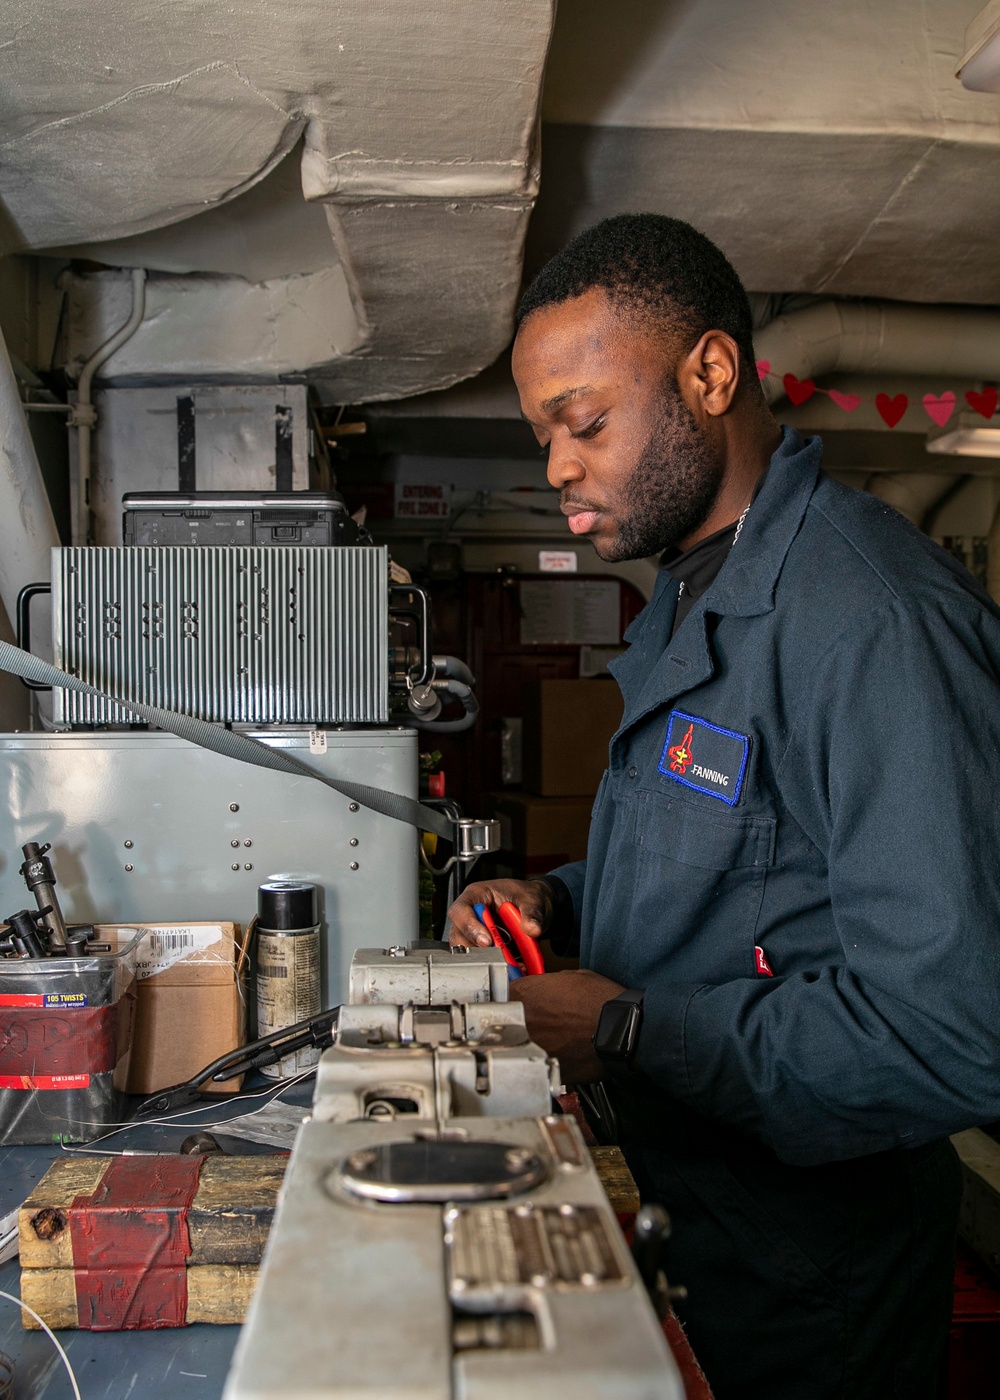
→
(546, 427, 1000, 1397)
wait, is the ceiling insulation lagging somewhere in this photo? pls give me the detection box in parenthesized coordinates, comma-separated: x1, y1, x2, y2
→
(0, 331, 60, 627)
(1, 0, 556, 401)
(532, 0, 1000, 307)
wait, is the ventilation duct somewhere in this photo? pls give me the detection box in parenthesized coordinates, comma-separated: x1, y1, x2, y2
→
(754, 301, 1000, 396)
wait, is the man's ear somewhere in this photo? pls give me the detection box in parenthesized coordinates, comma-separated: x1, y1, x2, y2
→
(680, 330, 741, 418)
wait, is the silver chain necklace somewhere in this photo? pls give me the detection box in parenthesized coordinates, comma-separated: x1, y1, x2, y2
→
(677, 501, 752, 600)
(732, 501, 752, 546)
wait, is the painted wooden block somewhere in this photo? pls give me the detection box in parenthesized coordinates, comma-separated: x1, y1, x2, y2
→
(19, 1153, 285, 1329)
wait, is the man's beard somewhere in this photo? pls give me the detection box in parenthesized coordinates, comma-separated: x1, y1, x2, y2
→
(593, 385, 724, 562)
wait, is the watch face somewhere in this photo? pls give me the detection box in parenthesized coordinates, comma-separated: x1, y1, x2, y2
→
(597, 1000, 639, 1060)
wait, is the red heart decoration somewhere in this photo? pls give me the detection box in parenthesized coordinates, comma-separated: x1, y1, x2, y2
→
(875, 392, 908, 428)
(755, 359, 771, 381)
(783, 373, 816, 406)
(827, 390, 862, 413)
(922, 392, 955, 428)
(966, 386, 998, 420)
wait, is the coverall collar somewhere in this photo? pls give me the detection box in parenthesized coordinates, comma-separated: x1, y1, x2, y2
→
(611, 426, 823, 730)
(704, 425, 823, 620)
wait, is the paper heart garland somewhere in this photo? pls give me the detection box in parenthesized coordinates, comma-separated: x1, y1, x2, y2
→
(875, 393, 908, 429)
(783, 373, 816, 406)
(922, 392, 955, 427)
(827, 390, 862, 413)
(766, 367, 996, 427)
(966, 387, 998, 420)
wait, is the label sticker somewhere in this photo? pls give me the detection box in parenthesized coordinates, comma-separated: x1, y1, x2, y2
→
(309, 729, 328, 754)
(538, 550, 578, 573)
(131, 924, 227, 979)
(0, 1073, 91, 1090)
(0, 993, 88, 1008)
(658, 710, 749, 806)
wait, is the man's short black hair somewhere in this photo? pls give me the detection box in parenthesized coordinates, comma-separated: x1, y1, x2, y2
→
(517, 213, 757, 373)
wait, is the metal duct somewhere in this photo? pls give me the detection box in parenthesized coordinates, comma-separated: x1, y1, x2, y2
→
(3, 0, 557, 402)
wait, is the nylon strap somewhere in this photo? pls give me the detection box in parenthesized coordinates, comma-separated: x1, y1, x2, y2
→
(0, 640, 453, 840)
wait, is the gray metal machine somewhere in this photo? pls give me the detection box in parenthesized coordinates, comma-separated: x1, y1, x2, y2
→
(49, 543, 390, 726)
(224, 945, 683, 1400)
(0, 728, 419, 1009)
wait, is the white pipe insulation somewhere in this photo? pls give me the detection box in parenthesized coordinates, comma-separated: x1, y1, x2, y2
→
(70, 267, 146, 544)
(754, 300, 1000, 401)
(862, 474, 955, 528)
(0, 328, 60, 631)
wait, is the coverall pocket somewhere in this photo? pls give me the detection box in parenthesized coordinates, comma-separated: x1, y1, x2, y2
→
(631, 790, 776, 980)
(637, 790, 775, 870)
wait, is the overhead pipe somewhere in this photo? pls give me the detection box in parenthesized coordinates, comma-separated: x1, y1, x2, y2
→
(70, 268, 146, 544)
(862, 474, 956, 529)
(0, 329, 61, 632)
(754, 300, 1000, 403)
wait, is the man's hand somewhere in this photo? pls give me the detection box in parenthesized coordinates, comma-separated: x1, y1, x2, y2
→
(446, 878, 553, 949)
(511, 969, 624, 1084)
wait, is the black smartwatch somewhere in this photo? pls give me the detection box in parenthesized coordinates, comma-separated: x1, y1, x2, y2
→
(592, 989, 644, 1078)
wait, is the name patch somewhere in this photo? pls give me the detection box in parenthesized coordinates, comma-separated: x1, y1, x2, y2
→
(658, 710, 749, 806)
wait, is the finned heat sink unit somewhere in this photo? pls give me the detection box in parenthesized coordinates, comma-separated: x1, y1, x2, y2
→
(50, 545, 389, 726)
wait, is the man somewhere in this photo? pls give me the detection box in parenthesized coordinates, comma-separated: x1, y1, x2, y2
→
(447, 214, 1000, 1398)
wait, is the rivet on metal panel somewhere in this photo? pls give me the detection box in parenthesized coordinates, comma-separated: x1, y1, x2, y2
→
(124, 864, 133, 873)
(350, 862, 359, 871)
(230, 804, 239, 812)
(123, 840, 133, 849)
(231, 840, 239, 848)
(349, 803, 359, 813)
(244, 863, 253, 872)
(244, 839, 252, 848)
(350, 838, 359, 847)
(232, 864, 240, 871)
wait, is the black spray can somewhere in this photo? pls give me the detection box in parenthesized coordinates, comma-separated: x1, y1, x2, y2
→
(255, 882, 321, 1080)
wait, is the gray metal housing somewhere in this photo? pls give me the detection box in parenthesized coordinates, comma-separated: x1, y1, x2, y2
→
(51, 544, 390, 726)
(0, 728, 418, 1008)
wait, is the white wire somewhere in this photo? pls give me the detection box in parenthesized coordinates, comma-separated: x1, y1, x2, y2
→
(57, 1069, 316, 1154)
(0, 1287, 82, 1400)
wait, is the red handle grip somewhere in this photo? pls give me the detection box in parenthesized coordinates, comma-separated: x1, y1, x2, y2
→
(476, 905, 521, 969)
(496, 902, 545, 976)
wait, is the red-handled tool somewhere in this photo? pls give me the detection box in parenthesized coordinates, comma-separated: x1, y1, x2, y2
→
(496, 901, 545, 976)
(473, 902, 522, 976)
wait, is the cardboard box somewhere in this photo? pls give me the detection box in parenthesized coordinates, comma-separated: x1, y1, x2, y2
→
(523, 679, 622, 796)
(101, 923, 245, 1096)
(488, 791, 595, 868)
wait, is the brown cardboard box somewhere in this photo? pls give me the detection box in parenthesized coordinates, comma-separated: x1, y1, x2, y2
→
(523, 679, 622, 796)
(103, 923, 245, 1095)
(488, 791, 595, 870)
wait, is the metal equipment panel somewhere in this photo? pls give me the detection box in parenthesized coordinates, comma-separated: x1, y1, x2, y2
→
(89, 385, 309, 546)
(0, 729, 418, 1009)
(51, 545, 389, 725)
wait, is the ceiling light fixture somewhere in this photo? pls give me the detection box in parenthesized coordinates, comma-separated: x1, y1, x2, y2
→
(926, 413, 1000, 458)
(958, 1, 1000, 91)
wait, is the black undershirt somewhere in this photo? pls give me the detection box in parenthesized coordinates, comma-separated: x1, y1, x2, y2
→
(661, 519, 740, 639)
